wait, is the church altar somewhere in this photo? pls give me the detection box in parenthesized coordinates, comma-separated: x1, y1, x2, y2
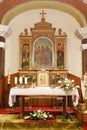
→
(9, 11, 80, 118)
(9, 86, 79, 107)
(8, 86, 79, 118)
(18, 10, 68, 87)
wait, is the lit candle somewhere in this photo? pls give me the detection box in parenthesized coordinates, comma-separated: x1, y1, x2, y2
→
(19, 76, 23, 84)
(24, 77, 27, 84)
(15, 77, 18, 84)
(8, 70, 10, 84)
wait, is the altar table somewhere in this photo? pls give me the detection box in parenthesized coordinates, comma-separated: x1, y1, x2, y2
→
(9, 86, 79, 118)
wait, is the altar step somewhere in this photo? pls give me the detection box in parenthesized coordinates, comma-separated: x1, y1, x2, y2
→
(0, 106, 74, 114)
(24, 106, 64, 113)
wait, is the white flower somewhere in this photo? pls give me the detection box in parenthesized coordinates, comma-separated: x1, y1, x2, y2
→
(32, 113, 36, 117)
(24, 109, 53, 120)
(24, 116, 30, 119)
(65, 86, 69, 89)
(49, 114, 53, 118)
(71, 79, 75, 82)
(30, 112, 32, 115)
(37, 109, 41, 113)
(66, 83, 70, 86)
(65, 78, 68, 81)
(75, 85, 80, 88)
(58, 80, 62, 83)
(43, 113, 48, 118)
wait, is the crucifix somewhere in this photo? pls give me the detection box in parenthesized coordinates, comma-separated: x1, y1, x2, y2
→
(40, 10, 46, 19)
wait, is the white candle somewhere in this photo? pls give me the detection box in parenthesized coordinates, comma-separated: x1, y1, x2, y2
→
(8, 74, 10, 84)
(15, 77, 18, 84)
(84, 75, 87, 86)
(24, 77, 27, 84)
(19, 76, 23, 84)
(8, 69, 10, 84)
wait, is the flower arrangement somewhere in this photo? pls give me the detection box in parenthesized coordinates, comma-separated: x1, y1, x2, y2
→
(24, 109, 53, 120)
(51, 74, 80, 90)
(55, 74, 64, 82)
(55, 75, 80, 90)
(61, 78, 75, 90)
(24, 73, 34, 82)
(27, 74, 33, 82)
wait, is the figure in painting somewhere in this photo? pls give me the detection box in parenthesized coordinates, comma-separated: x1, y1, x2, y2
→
(45, 45, 52, 66)
(34, 46, 40, 64)
(34, 45, 47, 65)
(40, 45, 47, 65)
(22, 44, 29, 69)
(57, 45, 64, 68)
(34, 45, 52, 67)
(57, 49, 63, 59)
(34, 38, 52, 68)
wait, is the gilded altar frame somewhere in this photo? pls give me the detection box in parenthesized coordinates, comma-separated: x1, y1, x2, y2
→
(19, 11, 67, 86)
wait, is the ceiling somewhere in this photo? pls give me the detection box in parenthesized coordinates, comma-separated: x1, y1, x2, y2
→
(0, 0, 87, 26)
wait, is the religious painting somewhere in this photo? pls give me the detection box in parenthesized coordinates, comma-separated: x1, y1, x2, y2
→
(22, 44, 29, 69)
(33, 37, 53, 69)
(37, 71, 49, 87)
(57, 43, 64, 69)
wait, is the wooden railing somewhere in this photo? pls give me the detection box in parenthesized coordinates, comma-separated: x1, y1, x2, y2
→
(68, 73, 83, 102)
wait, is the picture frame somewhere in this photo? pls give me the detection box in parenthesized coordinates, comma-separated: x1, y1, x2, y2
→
(37, 71, 49, 87)
(33, 37, 53, 70)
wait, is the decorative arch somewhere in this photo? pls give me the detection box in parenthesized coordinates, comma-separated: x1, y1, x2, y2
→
(1, 1, 86, 27)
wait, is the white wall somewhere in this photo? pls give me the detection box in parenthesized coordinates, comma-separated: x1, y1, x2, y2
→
(5, 9, 82, 77)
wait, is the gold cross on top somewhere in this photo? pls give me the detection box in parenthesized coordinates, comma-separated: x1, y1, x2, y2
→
(40, 10, 46, 19)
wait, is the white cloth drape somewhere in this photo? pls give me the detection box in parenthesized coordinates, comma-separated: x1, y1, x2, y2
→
(8, 86, 79, 107)
(81, 80, 85, 99)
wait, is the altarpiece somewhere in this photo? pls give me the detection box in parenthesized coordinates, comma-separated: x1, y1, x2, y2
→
(19, 10, 67, 87)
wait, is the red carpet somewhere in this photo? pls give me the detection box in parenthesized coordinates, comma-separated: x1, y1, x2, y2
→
(0, 107, 86, 129)
(84, 123, 87, 130)
(0, 106, 64, 114)
(0, 108, 19, 114)
(24, 118, 56, 123)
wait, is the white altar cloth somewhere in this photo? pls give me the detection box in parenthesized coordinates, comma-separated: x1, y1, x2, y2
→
(8, 86, 79, 107)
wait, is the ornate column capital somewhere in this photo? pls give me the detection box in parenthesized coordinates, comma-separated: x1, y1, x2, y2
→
(81, 39, 87, 50)
(0, 24, 12, 38)
(75, 26, 87, 50)
(76, 25, 87, 40)
(0, 41, 6, 49)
